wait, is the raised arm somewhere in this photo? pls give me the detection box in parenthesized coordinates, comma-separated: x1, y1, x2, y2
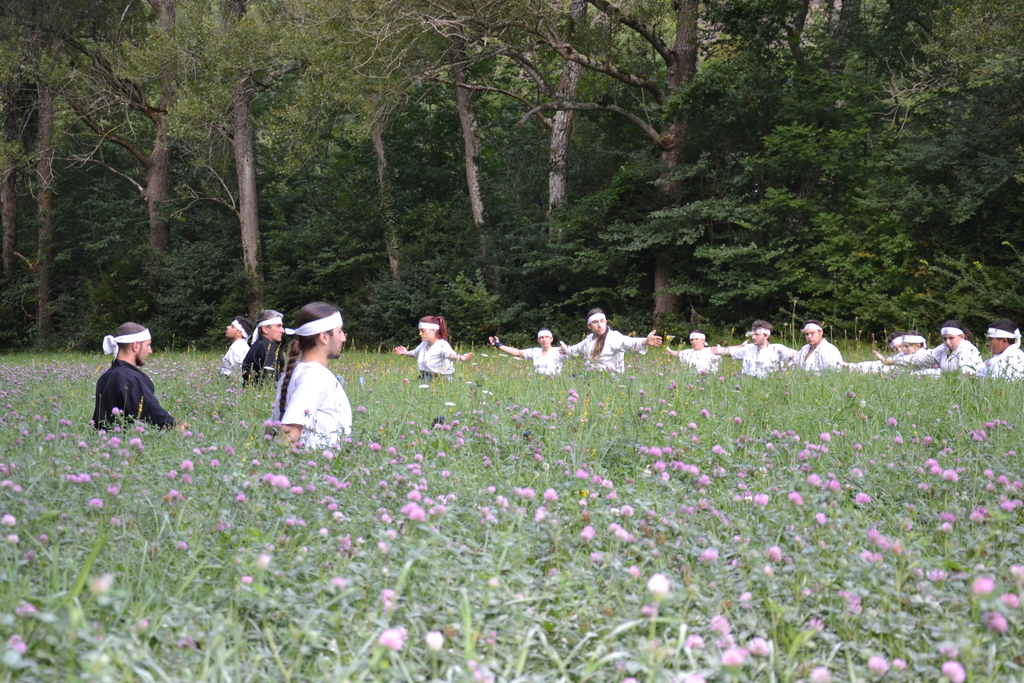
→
(489, 336, 525, 358)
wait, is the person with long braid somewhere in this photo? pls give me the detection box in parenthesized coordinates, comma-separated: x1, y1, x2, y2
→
(559, 308, 662, 373)
(270, 303, 352, 448)
(394, 315, 472, 380)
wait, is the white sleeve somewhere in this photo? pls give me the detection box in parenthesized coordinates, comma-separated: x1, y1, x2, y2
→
(822, 343, 844, 369)
(564, 337, 591, 357)
(608, 331, 647, 355)
(521, 348, 539, 361)
(959, 343, 983, 374)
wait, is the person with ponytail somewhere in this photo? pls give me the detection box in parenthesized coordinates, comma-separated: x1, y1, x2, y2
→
(394, 316, 472, 380)
(978, 319, 1024, 379)
(269, 303, 352, 448)
(559, 308, 662, 373)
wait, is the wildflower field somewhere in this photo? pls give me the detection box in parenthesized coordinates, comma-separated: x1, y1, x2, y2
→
(2, 348, 1023, 682)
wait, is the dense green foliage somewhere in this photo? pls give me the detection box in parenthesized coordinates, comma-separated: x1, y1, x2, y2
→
(1, 0, 1023, 350)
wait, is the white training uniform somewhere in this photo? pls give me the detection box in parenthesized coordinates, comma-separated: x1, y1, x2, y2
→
(848, 351, 902, 374)
(410, 340, 457, 376)
(271, 362, 352, 448)
(930, 340, 983, 375)
(731, 343, 794, 378)
(220, 338, 250, 376)
(521, 347, 563, 376)
(792, 339, 844, 373)
(978, 346, 1024, 380)
(677, 348, 720, 373)
(563, 330, 647, 373)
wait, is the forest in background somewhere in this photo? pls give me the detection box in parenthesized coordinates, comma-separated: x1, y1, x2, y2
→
(0, 0, 1022, 351)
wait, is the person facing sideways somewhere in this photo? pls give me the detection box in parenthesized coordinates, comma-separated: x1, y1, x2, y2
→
(711, 320, 794, 378)
(242, 309, 286, 386)
(559, 308, 663, 373)
(790, 320, 844, 373)
(92, 323, 180, 431)
(875, 331, 931, 370)
(394, 316, 473, 380)
(978, 319, 1024, 380)
(488, 329, 563, 376)
(220, 316, 253, 377)
(269, 303, 352, 448)
(847, 331, 904, 373)
(666, 329, 720, 374)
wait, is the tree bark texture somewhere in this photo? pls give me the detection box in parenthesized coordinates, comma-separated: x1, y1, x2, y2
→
(36, 81, 55, 343)
(1, 81, 18, 279)
(547, 0, 588, 234)
(451, 36, 488, 262)
(653, 0, 699, 317)
(233, 84, 265, 319)
(371, 120, 401, 279)
(144, 0, 176, 266)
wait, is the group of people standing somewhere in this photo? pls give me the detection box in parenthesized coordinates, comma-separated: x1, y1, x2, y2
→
(90, 306, 1024, 453)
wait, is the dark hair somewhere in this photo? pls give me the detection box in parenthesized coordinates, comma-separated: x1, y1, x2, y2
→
(690, 328, 705, 336)
(989, 319, 1018, 334)
(278, 302, 340, 416)
(419, 315, 448, 341)
(586, 308, 608, 359)
(886, 331, 904, 344)
(232, 316, 254, 338)
(941, 320, 973, 341)
(804, 319, 823, 328)
(114, 322, 146, 352)
(256, 309, 284, 337)
(751, 319, 773, 334)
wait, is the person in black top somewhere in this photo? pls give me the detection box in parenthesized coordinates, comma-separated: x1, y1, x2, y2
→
(242, 309, 287, 386)
(92, 323, 178, 430)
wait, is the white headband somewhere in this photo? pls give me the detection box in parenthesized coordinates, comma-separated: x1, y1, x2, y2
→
(940, 327, 964, 337)
(231, 320, 247, 335)
(987, 327, 1021, 340)
(689, 332, 706, 340)
(587, 313, 607, 324)
(802, 323, 823, 332)
(252, 316, 283, 343)
(537, 329, 553, 338)
(418, 322, 440, 331)
(103, 329, 151, 355)
(902, 335, 925, 344)
(889, 336, 904, 349)
(288, 311, 343, 337)
(749, 327, 771, 336)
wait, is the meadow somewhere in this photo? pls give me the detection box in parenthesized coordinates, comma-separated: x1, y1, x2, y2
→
(1, 344, 1023, 682)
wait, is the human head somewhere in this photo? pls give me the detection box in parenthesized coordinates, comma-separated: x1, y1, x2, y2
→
(887, 331, 905, 351)
(688, 329, 707, 351)
(586, 308, 608, 336)
(103, 322, 153, 367)
(279, 303, 344, 414)
(802, 320, 824, 347)
(537, 329, 554, 350)
(749, 320, 772, 348)
(254, 309, 285, 343)
(226, 316, 253, 342)
(418, 315, 448, 342)
(901, 330, 925, 353)
(940, 320, 970, 351)
(986, 319, 1020, 355)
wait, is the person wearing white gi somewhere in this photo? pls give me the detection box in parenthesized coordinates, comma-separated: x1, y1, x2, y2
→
(559, 308, 662, 373)
(929, 320, 983, 375)
(978, 319, 1024, 380)
(666, 329, 720, 373)
(791, 320, 844, 373)
(395, 315, 473, 379)
(220, 316, 252, 376)
(271, 303, 352, 448)
(878, 332, 933, 370)
(711, 320, 794, 378)
(847, 332, 904, 373)
(488, 329, 563, 376)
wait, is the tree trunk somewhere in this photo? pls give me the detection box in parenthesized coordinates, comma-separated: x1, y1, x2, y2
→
(36, 81, 55, 345)
(144, 0, 176, 270)
(451, 36, 488, 262)
(547, 0, 588, 235)
(653, 0, 699, 318)
(233, 83, 265, 319)
(371, 120, 401, 279)
(1, 81, 18, 280)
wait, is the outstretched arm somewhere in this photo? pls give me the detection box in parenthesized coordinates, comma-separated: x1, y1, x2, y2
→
(489, 336, 525, 358)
